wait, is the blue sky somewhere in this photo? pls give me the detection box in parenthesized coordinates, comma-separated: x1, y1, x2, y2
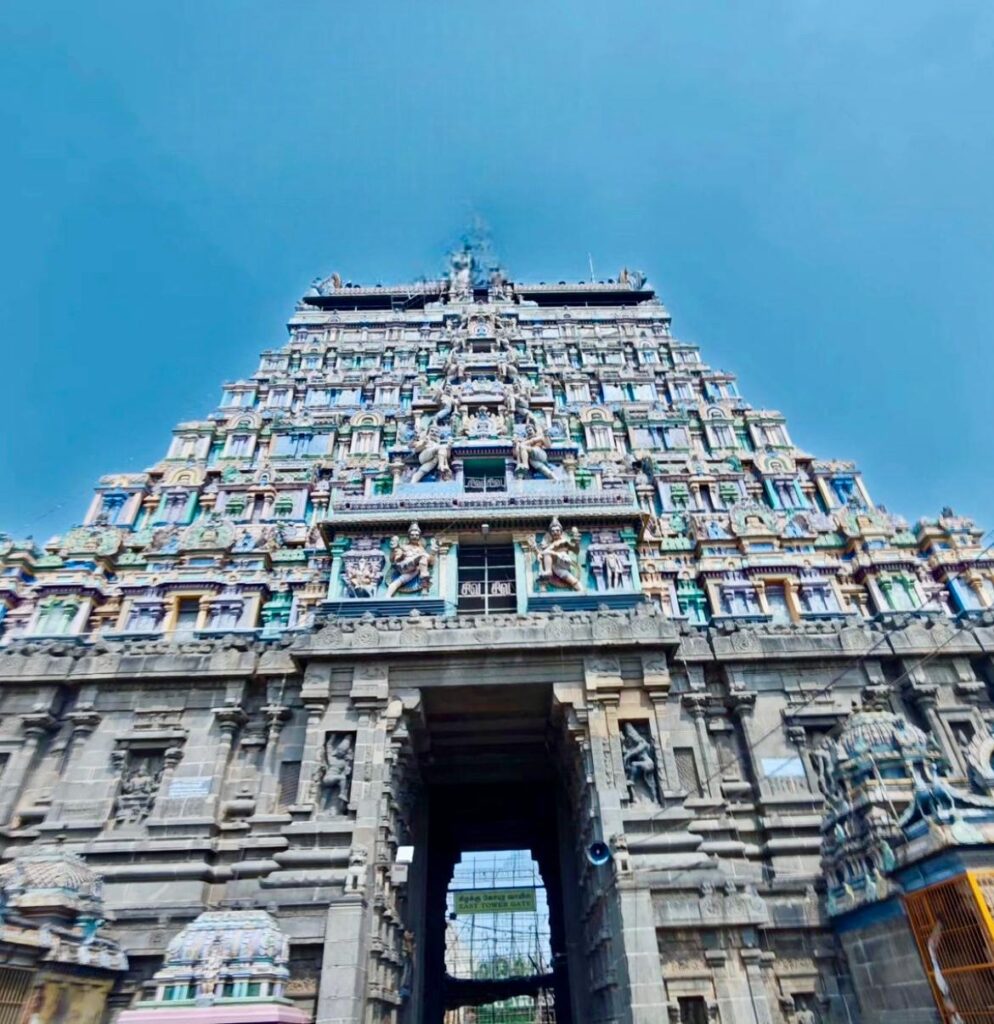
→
(1, 2, 992, 540)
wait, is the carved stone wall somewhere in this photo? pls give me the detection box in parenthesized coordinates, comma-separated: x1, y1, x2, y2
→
(0, 611, 989, 1021)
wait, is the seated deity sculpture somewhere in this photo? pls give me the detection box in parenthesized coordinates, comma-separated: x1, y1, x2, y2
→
(386, 522, 437, 597)
(527, 517, 581, 590)
(513, 421, 556, 479)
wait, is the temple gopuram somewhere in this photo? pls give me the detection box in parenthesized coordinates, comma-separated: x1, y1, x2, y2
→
(2, 249, 994, 1024)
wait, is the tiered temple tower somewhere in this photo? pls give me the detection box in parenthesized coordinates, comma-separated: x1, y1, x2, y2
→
(1, 249, 994, 1024)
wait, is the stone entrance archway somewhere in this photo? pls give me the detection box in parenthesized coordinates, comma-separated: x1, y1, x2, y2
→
(393, 683, 601, 1024)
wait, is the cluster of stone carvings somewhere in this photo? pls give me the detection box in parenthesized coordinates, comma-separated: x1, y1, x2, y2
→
(815, 682, 994, 917)
(1, 251, 993, 639)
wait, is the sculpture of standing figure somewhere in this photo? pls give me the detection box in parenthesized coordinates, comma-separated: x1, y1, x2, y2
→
(199, 937, 226, 998)
(433, 382, 460, 425)
(622, 723, 659, 803)
(604, 549, 627, 590)
(449, 249, 474, 301)
(496, 338, 519, 382)
(528, 518, 581, 590)
(386, 522, 437, 597)
(316, 733, 354, 814)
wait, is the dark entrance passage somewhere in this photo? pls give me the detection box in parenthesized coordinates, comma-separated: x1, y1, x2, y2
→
(412, 685, 581, 1024)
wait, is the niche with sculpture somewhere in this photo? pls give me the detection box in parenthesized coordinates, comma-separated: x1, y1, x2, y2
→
(314, 733, 355, 815)
(524, 518, 582, 592)
(620, 721, 659, 804)
(111, 749, 167, 826)
(336, 523, 439, 601)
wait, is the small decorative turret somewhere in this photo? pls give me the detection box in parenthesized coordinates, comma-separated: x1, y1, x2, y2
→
(0, 843, 127, 995)
(119, 909, 310, 1023)
(817, 684, 994, 916)
(0, 843, 106, 927)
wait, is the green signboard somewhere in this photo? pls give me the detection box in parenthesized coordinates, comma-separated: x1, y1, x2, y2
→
(452, 887, 537, 915)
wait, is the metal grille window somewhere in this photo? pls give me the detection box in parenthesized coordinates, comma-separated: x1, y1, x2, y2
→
(0, 968, 32, 1024)
(678, 997, 710, 1024)
(458, 543, 516, 615)
(904, 871, 994, 1024)
(277, 760, 301, 809)
(464, 459, 506, 493)
(674, 748, 703, 796)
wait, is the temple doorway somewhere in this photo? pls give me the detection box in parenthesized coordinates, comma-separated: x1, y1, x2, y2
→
(407, 684, 585, 1024)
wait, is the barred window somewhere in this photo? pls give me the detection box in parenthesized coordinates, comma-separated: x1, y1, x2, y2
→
(278, 760, 301, 809)
(674, 748, 702, 796)
(457, 543, 516, 615)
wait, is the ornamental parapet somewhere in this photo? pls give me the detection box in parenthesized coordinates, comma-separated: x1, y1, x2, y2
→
(325, 481, 640, 529)
(1, 610, 994, 679)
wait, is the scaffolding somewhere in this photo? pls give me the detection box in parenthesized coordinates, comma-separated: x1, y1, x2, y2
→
(444, 850, 556, 1024)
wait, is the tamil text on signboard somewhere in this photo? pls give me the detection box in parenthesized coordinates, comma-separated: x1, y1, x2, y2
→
(452, 888, 537, 915)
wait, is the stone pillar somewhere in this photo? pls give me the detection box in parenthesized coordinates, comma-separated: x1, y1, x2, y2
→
(0, 710, 55, 826)
(83, 492, 103, 524)
(311, 492, 330, 528)
(317, 897, 368, 1024)
(257, 702, 291, 814)
(207, 704, 246, 813)
(316, 663, 390, 1024)
(618, 885, 669, 1024)
(32, 704, 102, 813)
(327, 538, 348, 600)
(901, 678, 957, 767)
(150, 746, 184, 817)
(785, 724, 816, 791)
(682, 692, 720, 797)
(584, 657, 626, 836)
(65, 705, 101, 769)
(438, 535, 460, 608)
(583, 657, 670, 1024)
(738, 948, 777, 1024)
(643, 655, 673, 791)
(725, 684, 761, 791)
(296, 699, 329, 807)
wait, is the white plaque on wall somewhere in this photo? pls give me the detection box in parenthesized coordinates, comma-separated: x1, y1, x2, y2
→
(168, 776, 212, 798)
